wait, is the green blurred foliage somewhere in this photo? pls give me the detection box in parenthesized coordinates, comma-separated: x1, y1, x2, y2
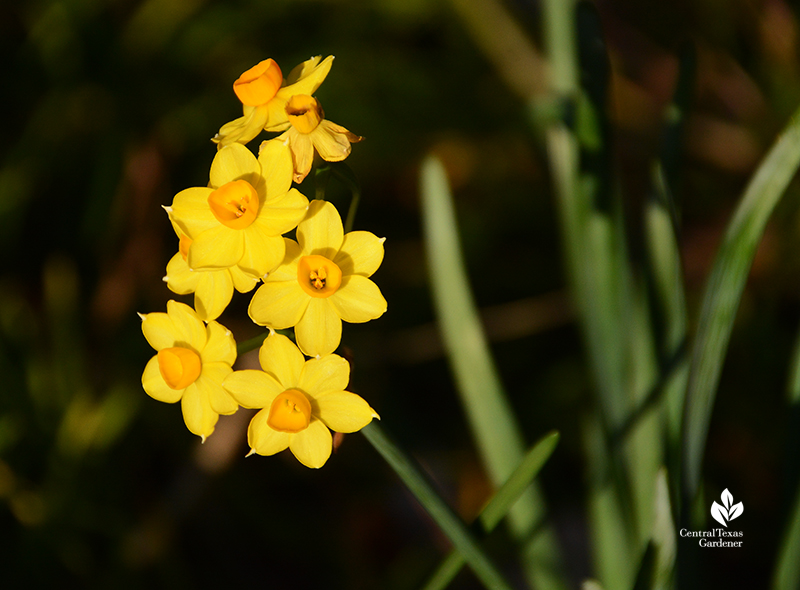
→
(1, 0, 800, 587)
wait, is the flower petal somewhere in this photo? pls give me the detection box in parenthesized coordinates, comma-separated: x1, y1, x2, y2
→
(166, 300, 207, 351)
(194, 270, 234, 321)
(214, 105, 269, 147)
(297, 354, 350, 399)
(267, 238, 302, 281)
(258, 138, 293, 198)
(333, 231, 385, 277)
(238, 231, 285, 278)
(248, 408, 291, 455)
(230, 265, 260, 293)
(261, 99, 292, 133)
(258, 332, 305, 388)
(297, 199, 343, 259)
(142, 355, 183, 403)
(209, 143, 263, 191)
(165, 252, 199, 294)
(287, 132, 315, 183)
(255, 188, 309, 234)
(289, 419, 332, 468)
(295, 298, 342, 357)
(170, 187, 217, 239)
(181, 382, 218, 438)
(329, 275, 387, 323)
(248, 280, 308, 329)
(281, 55, 334, 98)
(196, 363, 237, 415)
(188, 225, 245, 270)
(202, 320, 237, 366)
(223, 369, 283, 409)
(140, 311, 175, 351)
(311, 120, 358, 162)
(315, 391, 378, 433)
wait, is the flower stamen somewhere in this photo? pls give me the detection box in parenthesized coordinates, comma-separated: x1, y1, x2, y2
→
(297, 255, 342, 298)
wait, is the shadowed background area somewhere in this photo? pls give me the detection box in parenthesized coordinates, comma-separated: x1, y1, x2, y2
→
(1, 0, 799, 587)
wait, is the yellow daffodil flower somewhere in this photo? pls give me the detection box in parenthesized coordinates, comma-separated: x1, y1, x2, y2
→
(140, 301, 238, 440)
(222, 332, 378, 468)
(164, 225, 259, 321)
(213, 55, 335, 147)
(248, 199, 387, 357)
(267, 94, 362, 183)
(169, 141, 309, 278)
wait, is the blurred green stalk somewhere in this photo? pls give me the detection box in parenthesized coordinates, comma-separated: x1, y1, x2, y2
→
(361, 422, 514, 590)
(423, 431, 560, 590)
(421, 155, 567, 590)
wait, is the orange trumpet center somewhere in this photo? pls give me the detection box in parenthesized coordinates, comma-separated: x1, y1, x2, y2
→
(267, 389, 312, 433)
(208, 180, 259, 230)
(234, 59, 283, 107)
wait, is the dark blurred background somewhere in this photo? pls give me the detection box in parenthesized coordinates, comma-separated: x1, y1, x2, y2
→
(2, 0, 800, 588)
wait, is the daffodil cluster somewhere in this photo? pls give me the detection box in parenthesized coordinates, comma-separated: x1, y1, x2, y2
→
(140, 56, 385, 467)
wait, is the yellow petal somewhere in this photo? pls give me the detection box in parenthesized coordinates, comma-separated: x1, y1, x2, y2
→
(297, 199, 343, 259)
(333, 231, 385, 277)
(170, 187, 216, 237)
(141, 311, 175, 351)
(258, 332, 305, 389)
(214, 106, 269, 147)
(311, 120, 358, 162)
(261, 98, 292, 133)
(202, 320, 237, 366)
(248, 408, 292, 455)
(166, 300, 207, 351)
(297, 354, 350, 399)
(280, 55, 334, 98)
(248, 281, 308, 329)
(267, 238, 302, 281)
(238, 230, 285, 278)
(142, 355, 183, 403)
(209, 144, 264, 192)
(287, 132, 314, 183)
(328, 275, 387, 323)
(294, 298, 342, 357)
(188, 225, 245, 270)
(258, 138, 293, 198)
(289, 419, 332, 468)
(315, 391, 378, 433)
(230, 265, 260, 293)
(165, 252, 198, 295)
(194, 270, 234, 321)
(223, 369, 283, 409)
(255, 188, 309, 234)
(196, 363, 237, 415)
(181, 382, 219, 438)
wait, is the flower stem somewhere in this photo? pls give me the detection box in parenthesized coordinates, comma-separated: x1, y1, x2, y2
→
(361, 422, 514, 590)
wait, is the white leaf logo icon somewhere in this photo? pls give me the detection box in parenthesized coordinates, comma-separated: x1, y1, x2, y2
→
(710, 489, 743, 527)
(711, 501, 728, 526)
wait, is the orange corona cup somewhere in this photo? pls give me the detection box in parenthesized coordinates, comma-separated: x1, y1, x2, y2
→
(233, 59, 283, 107)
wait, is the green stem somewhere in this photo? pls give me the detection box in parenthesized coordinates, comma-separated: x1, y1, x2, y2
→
(423, 431, 560, 590)
(361, 422, 514, 590)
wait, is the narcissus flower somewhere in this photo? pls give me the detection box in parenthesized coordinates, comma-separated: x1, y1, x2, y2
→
(214, 55, 334, 147)
(267, 95, 362, 183)
(169, 141, 308, 278)
(248, 200, 387, 357)
(164, 225, 259, 321)
(222, 332, 378, 468)
(140, 301, 238, 440)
